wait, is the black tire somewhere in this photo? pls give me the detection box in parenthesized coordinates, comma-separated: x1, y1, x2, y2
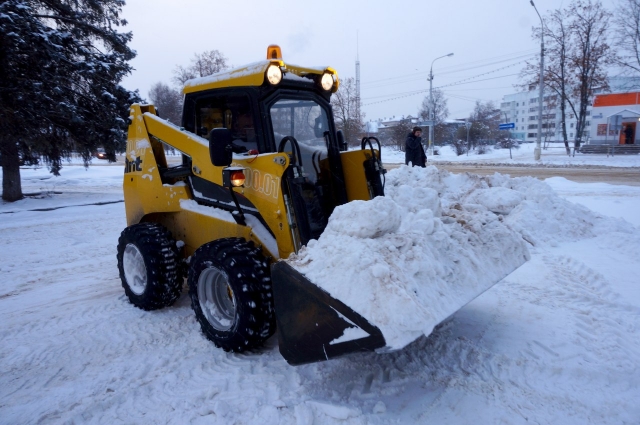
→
(188, 238, 275, 352)
(116, 222, 182, 310)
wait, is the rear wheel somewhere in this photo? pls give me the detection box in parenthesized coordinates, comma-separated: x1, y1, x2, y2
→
(188, 238, 275, 352)
(117, 222, 182, 310)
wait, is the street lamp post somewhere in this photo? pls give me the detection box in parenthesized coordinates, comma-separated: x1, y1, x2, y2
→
(428, 53, 454, 155)
(531, 0, 544, 161)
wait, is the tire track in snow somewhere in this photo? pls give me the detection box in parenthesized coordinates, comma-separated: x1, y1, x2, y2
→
(539, 255, 640, 370)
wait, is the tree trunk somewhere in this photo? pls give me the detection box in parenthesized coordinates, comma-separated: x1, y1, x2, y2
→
(1, 138, 23, 202)
(559, 101, 570, 155)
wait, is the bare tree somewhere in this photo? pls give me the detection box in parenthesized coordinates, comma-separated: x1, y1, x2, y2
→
(173, 50, 229, 85)
(568, 0, 615, 150)
(614, 0, 640, 76)
(418, 89, 450, 145)
(463, 101, 506, 151)
(148, 82, 183, 125)
(522, 7, 573, 154)
(330, 77, 364, 146)
(522, 0, 615, 153)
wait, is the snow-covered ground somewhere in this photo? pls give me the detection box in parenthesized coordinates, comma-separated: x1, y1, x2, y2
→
(1, 158, 639, 425)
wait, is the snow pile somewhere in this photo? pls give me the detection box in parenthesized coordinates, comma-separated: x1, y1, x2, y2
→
(286, 165, 636, 350)
(287, 166, 532, 349)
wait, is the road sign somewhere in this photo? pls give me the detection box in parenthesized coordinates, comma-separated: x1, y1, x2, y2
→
(610, 115, 622, 131)
(499, 123, 515, 130)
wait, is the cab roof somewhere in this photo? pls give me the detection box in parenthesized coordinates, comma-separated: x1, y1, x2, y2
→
(182, 46, 338, 94)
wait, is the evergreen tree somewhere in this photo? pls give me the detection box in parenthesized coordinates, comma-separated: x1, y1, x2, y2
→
(0, 0, 139, 202)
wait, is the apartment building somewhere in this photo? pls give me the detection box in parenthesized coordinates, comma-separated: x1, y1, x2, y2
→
(499, 76, 640, 143)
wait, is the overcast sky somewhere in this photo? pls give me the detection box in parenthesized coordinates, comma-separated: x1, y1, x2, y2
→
(120, 0, 613, 122)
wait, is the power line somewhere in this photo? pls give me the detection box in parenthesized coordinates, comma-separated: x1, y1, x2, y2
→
(444, 85, 514, 91)
(361, 50, 536, 89)
(362, 59, 526, 107)
(362, 73, 520, 106)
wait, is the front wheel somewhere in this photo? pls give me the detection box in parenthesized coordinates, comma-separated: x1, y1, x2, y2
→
(188, 238, 275, 352)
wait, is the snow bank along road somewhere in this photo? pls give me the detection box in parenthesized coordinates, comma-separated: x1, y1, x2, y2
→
(387, 162, 640, 186)
(1, 164, 639, 424)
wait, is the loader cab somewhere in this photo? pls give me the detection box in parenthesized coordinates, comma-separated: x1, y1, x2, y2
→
(182, 88, 340, 169)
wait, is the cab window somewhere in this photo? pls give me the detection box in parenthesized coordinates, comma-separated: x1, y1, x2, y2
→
(194, 94, 259, 152)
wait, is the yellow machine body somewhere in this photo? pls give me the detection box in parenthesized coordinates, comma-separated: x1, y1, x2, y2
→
(123, 105, 376, 261)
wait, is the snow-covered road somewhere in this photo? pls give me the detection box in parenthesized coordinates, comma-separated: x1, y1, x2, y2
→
(1, 163, 639, 425)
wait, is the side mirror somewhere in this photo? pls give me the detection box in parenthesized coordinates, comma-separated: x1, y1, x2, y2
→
(209, 128, 233, 167)
(336, 130, 348, 151)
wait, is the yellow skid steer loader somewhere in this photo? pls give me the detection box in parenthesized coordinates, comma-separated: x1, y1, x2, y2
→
(117, 46, 489, 365)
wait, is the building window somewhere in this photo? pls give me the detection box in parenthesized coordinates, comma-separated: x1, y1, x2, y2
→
(570, 133, 574, 137)
(527, 133, 537, 138)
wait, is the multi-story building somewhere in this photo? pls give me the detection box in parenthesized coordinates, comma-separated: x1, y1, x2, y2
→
(499, 76, 640, 143)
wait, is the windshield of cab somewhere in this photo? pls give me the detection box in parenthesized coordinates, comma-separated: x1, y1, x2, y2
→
(269, 98, 330, 183)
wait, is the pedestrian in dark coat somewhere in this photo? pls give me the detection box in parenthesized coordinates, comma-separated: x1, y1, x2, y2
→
(405, 126, 427, 167)
(624, 125, 634, 144)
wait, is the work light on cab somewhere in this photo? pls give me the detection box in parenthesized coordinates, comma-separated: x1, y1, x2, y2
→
(266, 65, 283, 85)
(320, 73, 335, 91)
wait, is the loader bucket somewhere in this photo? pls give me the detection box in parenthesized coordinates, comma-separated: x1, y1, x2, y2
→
(271, 261, 386, 365)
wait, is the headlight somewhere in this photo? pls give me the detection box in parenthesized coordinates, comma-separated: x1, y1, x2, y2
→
(266, 65, 283, 85)
(320, 73, 334, 91)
